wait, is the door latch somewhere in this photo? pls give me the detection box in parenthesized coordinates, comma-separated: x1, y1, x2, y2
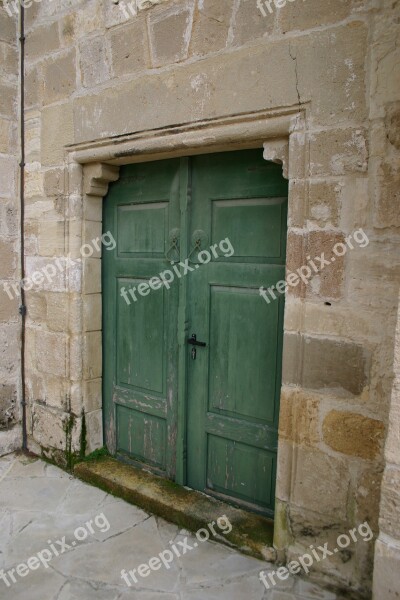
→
(187, 334, 206, 347)
(187, 334, 206, 360)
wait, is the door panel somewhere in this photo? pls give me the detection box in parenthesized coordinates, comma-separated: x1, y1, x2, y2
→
(103, 150, 288, 515)
(212, 198, 285, 259)
(116, 277, 165, 393)
(117, 202, 168, 256)
(207, 435, 275, 507)
(116, 405, 167, 471)
(208, 285, 279, 422)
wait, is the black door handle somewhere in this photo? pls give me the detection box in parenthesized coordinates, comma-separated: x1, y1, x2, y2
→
(187, 334, 206, 347)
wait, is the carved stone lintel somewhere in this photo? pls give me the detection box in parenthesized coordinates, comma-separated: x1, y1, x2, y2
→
(263, 139, 289, 179)
(83, 163, 120, 197)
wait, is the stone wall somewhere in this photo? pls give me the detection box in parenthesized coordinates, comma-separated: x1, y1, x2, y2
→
(2, 0, 398, 596)
(0, 6, 21, 455)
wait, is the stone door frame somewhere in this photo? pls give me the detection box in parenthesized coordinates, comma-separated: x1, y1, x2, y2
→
(65, 107, 307, 543)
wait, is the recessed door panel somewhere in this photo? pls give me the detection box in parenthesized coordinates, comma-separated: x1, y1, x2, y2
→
(208, 285, 279, 423)
(207, 434, 275, 508)
(117, 202, 168, 256)
(212, 198, 285, 259)
(117, 405, 167, 471)
(116, 278, 165, 393)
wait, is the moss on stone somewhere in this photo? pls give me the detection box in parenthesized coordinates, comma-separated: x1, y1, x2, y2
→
(273, 499, 292, 552)
(79, 410, 87, 458)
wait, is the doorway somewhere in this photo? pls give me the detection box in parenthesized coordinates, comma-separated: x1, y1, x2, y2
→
(103, 149, 288, 516)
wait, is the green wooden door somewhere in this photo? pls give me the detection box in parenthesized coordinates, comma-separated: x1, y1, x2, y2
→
(103, 158, 182, 478)
(103, 150, 287, 514)
(187, 152, 287, 516)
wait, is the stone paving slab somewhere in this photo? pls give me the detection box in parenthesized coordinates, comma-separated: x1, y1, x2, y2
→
(0, 453, 341, 600)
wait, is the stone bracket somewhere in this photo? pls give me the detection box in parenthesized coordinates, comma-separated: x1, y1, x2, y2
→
(83, 163, 120, 197)
(263, 139, 289, 179)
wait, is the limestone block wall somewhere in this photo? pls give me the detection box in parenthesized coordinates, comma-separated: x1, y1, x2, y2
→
(2, 0, 398, 596)
(0, 7, 20, 456)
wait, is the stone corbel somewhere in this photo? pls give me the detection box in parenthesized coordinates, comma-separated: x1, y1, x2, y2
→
(263, 139, 289, 179)
(82, 163, 120, 222)
(84, 163, 120, 197)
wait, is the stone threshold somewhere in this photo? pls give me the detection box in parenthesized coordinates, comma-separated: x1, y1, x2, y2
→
(74, 456, 275, 562)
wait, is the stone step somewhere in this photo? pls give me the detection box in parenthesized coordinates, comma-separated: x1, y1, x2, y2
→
(74, 455, 275, 562)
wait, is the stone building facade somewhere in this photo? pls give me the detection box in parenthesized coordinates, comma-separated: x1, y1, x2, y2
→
(0, 0, 399, 597)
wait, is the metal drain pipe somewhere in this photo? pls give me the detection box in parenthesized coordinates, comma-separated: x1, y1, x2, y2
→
(18, 4, 27, 452)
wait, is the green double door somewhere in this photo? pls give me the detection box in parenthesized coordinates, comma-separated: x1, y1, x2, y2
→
(103, 150, 288, 516)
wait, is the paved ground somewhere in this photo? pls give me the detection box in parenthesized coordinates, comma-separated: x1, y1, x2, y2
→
(0, 453, 338, 600)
